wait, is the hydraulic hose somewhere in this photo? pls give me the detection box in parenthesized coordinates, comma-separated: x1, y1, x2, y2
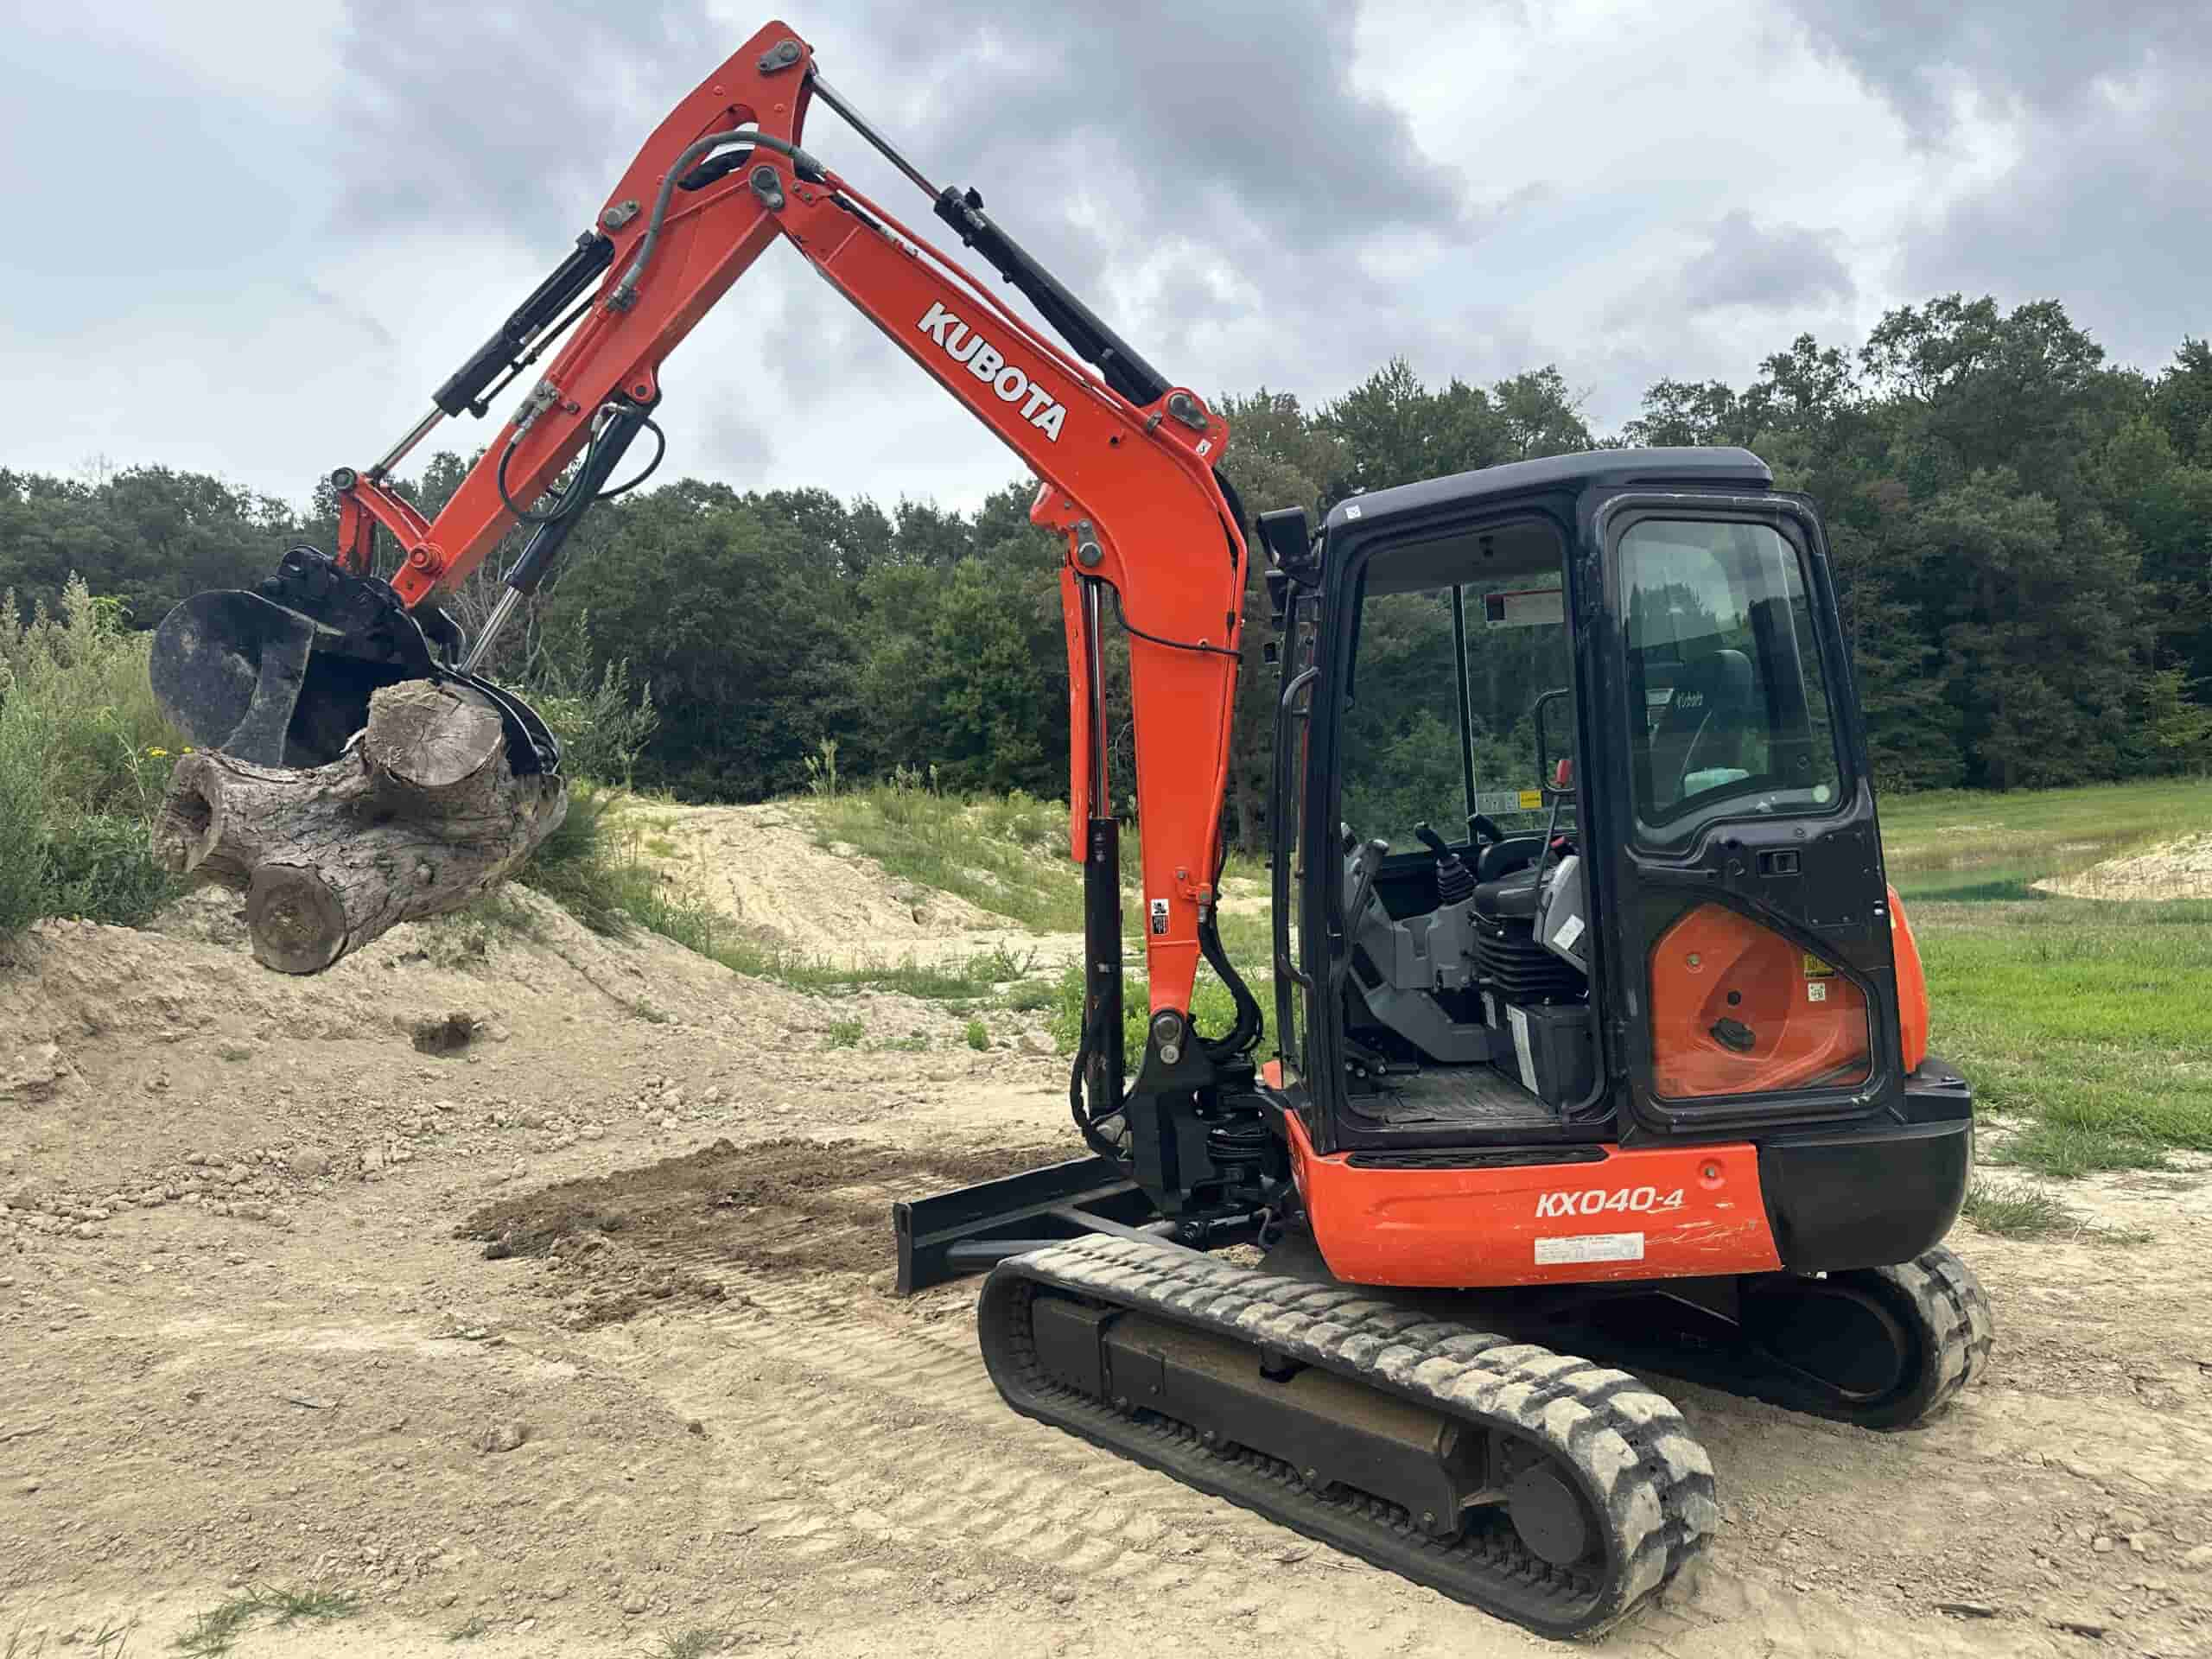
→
(1198, 905, 1264, 1062)
(1068, 1001, 1130, 1163)
(494, 400, 664, 527)
(610, 129, 827, 311)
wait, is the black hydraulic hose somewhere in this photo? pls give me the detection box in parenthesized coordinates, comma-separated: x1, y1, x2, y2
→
(1198, 903, 1263, 1061)
(610, 128, 827, 311)
(495, 404, 664, 527)
(1107, 587, 1240, 660)
(494, 438, 577, 527)
(1068, 1002, 1130, 1163)
(594, 417, 666, 500)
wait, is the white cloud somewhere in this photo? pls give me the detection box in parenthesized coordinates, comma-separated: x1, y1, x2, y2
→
(0, 0, 2197, 515)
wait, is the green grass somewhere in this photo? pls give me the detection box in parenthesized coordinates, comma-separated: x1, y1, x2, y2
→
(1882, 776, 2211, 902)
(646, 1630, 738, 1659)
(1048, 957, 1274, 1062)
(964, 1018, 989, 1051)
(0, 688, 48, 936)
(1880, 777, 2212, 1179)
(1959, 1178, 2075, 1238)
(0, 577, 185, 938)
(1960, 1177, 2151, 1244)
(1912, 893, 2212, 1173)
(804, 784, 1083, 931)
(825, 1018, 864, 1049)
(174, 1586, 357, 1655)
(1004, 978, 1058, 1013)
(802, 783, 1275, 938)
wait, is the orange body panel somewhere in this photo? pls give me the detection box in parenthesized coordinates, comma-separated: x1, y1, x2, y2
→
(1889, 886, 1929, 1073)
(1648, 903, 1870, 1099)
(1283, 1113, 1782, 1288)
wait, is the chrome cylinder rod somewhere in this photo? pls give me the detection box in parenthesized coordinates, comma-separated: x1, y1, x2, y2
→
(461, 587, 523, 676)
(368, 406, 446, 480)
(806, 73, 939, 198)
(1082, 576, 1108, 809)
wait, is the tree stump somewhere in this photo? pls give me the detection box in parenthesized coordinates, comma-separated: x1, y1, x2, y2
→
(152, 679, 567, 974)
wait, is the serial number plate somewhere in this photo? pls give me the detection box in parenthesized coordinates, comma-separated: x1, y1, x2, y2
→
(1534, 1231, 1646, 1266)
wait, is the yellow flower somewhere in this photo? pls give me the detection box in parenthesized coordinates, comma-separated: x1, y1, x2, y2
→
(146, 747, 169, 759)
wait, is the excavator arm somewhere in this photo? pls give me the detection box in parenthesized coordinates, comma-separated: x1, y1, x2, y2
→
(155, 21, 1255, 1114)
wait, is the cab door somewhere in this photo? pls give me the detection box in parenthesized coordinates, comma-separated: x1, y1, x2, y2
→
(1585, 492, 1902, 1134)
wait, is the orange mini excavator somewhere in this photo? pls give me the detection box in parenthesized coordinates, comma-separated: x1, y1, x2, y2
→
(151, 22, 1990, 1639)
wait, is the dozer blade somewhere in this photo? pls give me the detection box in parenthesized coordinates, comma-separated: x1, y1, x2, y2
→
(150, 588, 416, 769)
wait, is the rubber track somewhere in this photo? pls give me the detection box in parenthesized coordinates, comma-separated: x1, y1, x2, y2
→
(1681, 1245, 1995, 1431)
(980, 1234, 1719, 1640)
(1862, 1245, 1995, 1427)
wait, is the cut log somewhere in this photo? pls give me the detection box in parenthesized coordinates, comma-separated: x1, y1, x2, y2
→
(152, 678, 567, 974)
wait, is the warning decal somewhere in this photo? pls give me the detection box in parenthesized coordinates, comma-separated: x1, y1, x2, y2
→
(1484, 588, 1565, 628)
(1508, 1005, 1537, 1094)
(1147, 899, 1169, 936)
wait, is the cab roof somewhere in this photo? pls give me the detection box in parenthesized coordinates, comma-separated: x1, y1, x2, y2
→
(1323, 447, 1772, 534)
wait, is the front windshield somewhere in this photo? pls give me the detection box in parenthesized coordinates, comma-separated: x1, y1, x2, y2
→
(1340, 538, 1570, 851)
(1620, 518, 1844, 845)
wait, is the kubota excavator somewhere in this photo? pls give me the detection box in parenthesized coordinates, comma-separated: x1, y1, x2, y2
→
(150, 22, 1991, 1640)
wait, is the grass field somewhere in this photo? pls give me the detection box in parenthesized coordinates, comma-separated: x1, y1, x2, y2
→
(1881, 776, 2211, 902)
(1884, 778, 2212, 1178)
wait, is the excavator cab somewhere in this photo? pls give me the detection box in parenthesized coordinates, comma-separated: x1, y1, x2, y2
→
(1254, 449, 1971, 1287)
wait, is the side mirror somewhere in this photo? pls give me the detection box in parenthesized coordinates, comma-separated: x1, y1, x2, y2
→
(1534, 688, 1576, 798)
(1256, 505, 1317, 578)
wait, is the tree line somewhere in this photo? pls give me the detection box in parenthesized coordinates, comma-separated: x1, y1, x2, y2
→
(2, 295, 2206, 840)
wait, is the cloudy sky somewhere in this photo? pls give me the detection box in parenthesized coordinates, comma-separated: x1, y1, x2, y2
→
(3, 0, 2201, 512)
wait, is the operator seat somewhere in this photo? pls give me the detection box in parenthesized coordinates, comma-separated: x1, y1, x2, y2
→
(1476, 835, 1544, 882)
(1644, 647, 1756, 805)
(1472, 861, 1543, 922)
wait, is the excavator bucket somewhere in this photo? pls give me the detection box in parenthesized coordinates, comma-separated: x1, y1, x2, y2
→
(150, 549, 562, 775)
(150, 587, 416, 769)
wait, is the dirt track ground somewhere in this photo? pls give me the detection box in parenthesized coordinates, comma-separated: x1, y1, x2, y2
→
(3, 820, 2210, 1656)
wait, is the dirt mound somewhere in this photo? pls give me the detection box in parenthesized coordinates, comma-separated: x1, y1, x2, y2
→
(648, 802, 1001, 954)
(460, 1135, 1058, 1325)
(2037, 831, 2212, 899)
(0, 885, 977, 1221)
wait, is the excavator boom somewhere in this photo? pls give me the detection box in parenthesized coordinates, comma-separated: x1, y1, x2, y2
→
(152, 18, 1248, 1037)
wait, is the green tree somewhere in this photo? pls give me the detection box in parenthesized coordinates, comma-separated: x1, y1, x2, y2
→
(543, 484, 858, 799)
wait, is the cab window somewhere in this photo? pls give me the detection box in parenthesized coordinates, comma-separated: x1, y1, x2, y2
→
(1620, 518, 1844, 846)
(1338, 524, 1570, 852)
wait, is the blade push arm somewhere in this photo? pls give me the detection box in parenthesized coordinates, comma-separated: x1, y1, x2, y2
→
(330, 20, 1249, 1027)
